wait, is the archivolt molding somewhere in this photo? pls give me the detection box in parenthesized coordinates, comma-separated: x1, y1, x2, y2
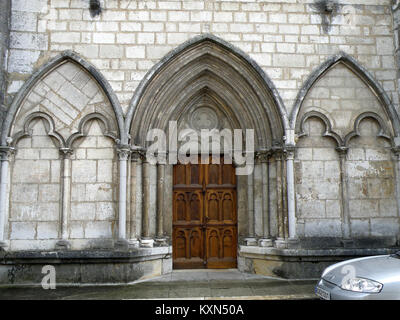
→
(66, 112, 118, 149)
(290, 52, 400, 138)
(10, 111, 66, 149)
(126, 34, 289, 149)
(297, 110, 343, 148)
(344, 112, 393, 147)
(1, 50, 126, 147)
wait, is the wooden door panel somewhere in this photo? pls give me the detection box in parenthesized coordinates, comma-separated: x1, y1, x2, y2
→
(205, 190, 236, 224)
(173, 227, 204, 269)
(205, 227, 237, 269)
(173, 190, 203, 224)
(173, 157, 237, 269)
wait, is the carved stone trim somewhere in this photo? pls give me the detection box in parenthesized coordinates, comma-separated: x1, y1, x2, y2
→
(67, 112, 118, 148)
(11, 112, 66, 149)
(297, 111, 343, 148)
(290, 52, 400, 137)
(343, 112, 393, 147)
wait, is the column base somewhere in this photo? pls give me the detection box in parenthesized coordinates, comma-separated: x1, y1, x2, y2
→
(127, 239, 140, 248)
(341, 239, 355, 248)
(140, 238, 154, 248)
(287, 237, 300, 249)
(114, 239, 131, 251)
(244, 237, 258, 246)
(275, 238, 288, 249)
(0, 240, 9, 251)
(155, 237, 168, 246)
(258, 238, 273, 247)
(55, 239, 71, 250)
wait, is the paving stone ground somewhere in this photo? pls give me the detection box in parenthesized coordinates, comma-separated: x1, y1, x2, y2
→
(0, 269, 319, 300)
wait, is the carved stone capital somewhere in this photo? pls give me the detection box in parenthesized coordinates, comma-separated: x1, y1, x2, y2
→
(131, 146, 145, 163)
(255, 149, 271, 163)
(116, 144, 131, 161)
(284, 145, 296, 160)
(59, 147, 74, 159)
(392, 146, 400, 159)
(335, 146, 349, 158)
(271, 145, 285, 160)
(0, 146, 16, 161)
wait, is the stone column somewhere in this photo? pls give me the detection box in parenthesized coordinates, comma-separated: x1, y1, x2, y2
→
(115, 145, 131, 249)
(141, 160, 156, 248)
(244, 154, 257, 246)
(0, 146, 14, 250)
(274, 148, 287, 249)
(258, 150, 273, 247)
(337, 147, 351, 244)
(285, 147, 297, 240)
(129, 150, 142, 248)
(56, 148, 73, 250)
(393, 147, 400, 220)
(155, 157, 167, 246)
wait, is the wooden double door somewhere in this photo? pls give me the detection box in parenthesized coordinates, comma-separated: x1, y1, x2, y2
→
(173, 156, 237, 269)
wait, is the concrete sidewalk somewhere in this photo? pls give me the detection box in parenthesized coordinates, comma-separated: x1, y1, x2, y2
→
(0, 269, 319, 300)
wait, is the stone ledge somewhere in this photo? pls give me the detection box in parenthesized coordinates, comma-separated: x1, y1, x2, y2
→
(0, 247, 172, 264)
(239, 245, 399, 260)
(238, 246, 400, 279)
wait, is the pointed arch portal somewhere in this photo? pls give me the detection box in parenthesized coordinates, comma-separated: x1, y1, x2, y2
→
(126, 34, 289, 150)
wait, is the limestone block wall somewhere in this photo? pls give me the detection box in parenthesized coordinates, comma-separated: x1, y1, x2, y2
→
(12, 61, 118, 138)
(347, 119, 398, 239)
(295, 61, 400, 242)
(3, 54, 121, 251)
(295, 118, 342, 238)
(0, 0, 399, 251)
(9, 119, 61, 250)
(3, 0, 398, 117)
(69, 120, 118, 248)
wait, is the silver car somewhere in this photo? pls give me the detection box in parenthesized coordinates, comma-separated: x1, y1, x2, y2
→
(315, 251, 400, 300)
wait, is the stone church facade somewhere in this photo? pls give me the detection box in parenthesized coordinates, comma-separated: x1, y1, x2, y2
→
(0, 0, 400, 283)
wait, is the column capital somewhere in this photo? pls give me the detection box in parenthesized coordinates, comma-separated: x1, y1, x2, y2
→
(335, 146, 349, 157)
(271, 145, 285, 160)
(255, 149, 272, 163)
(0, 146, 15, 161)
(284, 144, 296, 160)
(59, 147, 74, 159)
(116, 144, 131, 161)
(130, 146, 145, 162)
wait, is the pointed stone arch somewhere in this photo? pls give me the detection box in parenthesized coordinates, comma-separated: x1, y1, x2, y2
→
(126, 34, 289, 150)
(291, 52, 400, 138)
(1, 50, 126, 147)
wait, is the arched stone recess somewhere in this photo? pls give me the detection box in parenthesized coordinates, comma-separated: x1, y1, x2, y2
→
(7, 113, 64, 250)
(293, 53, 400, 247)
(2, 50, 125, 146)
(291, 52, 400, 139)
(345, 114, 399, 246)
(0, 51, 124, 251)
(68, 115, 119, 249)
(125, 34, 289, 248)
(295, 112, 343, 244)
